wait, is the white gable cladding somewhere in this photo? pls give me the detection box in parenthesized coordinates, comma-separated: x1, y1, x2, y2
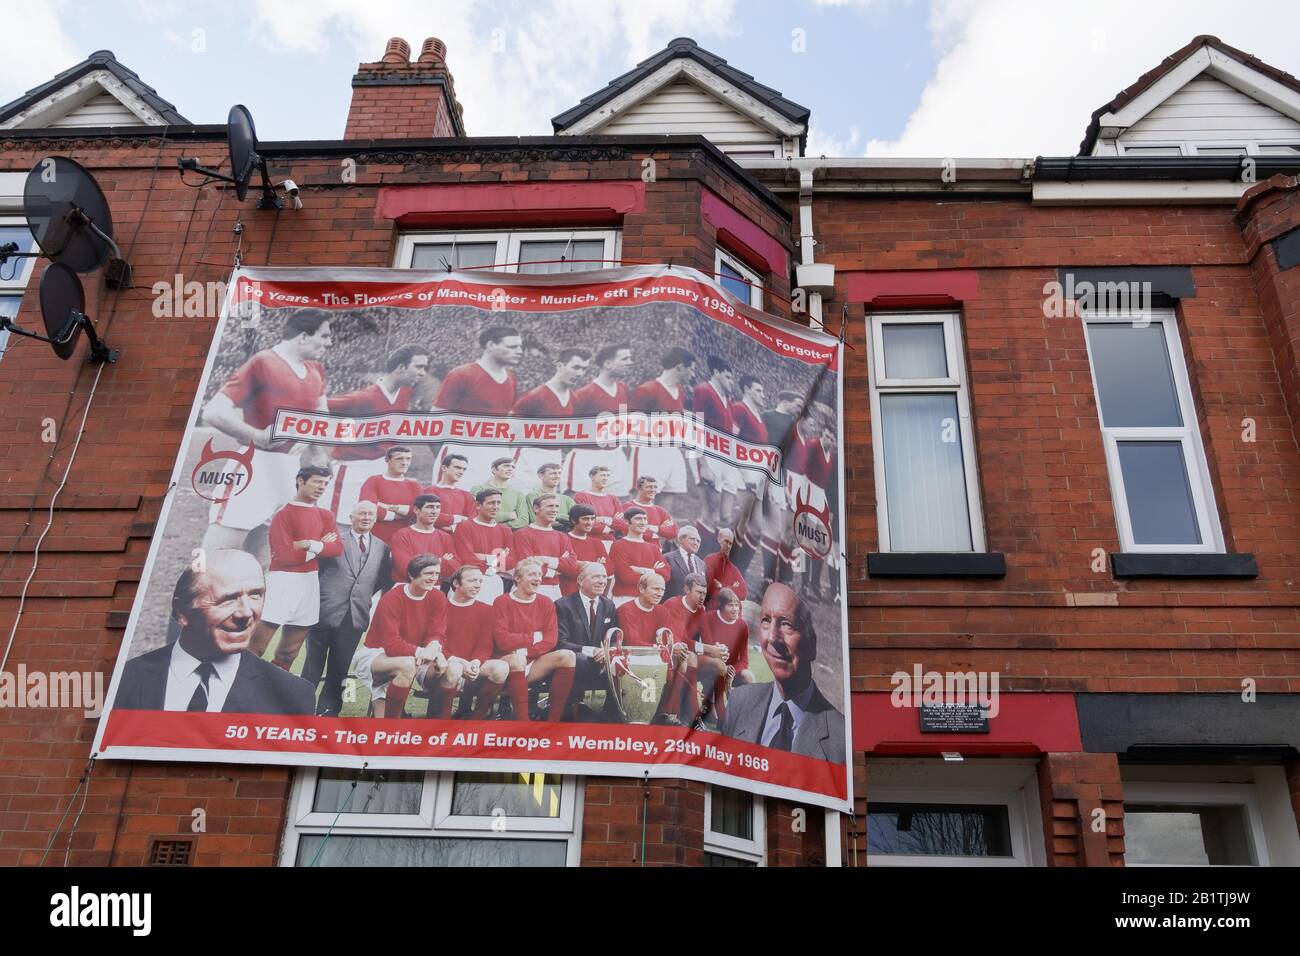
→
(47, 90, 146, 128)
(599, 79, 786, 156)
(0, 69, 164, 129)
(1120, 76, 1300, 149)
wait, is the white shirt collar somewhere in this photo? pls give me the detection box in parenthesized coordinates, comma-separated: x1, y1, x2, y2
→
(167, 640, 241, 712)
(377, 380, 401, 403)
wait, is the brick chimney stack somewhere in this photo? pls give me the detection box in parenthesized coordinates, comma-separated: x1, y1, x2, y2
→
(344, 36, 465, 139)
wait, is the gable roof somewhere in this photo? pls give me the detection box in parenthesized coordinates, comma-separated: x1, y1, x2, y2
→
(0, 49, 188, 129)
(552, 36, 810, 146)
(1079, 35, 1300, 155)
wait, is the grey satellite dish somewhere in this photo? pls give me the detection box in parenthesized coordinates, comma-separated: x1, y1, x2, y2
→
(0, 262, 118, 363)
(176, 104, 284, 209)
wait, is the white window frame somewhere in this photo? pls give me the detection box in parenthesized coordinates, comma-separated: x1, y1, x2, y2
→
(866, 311, 986, 553)
(0, 214, 38, 360)
(280, 767, 583, 867)
(715, 247, 764, 309)
(704, 785, 766, 865)
(1117, 141, 1300, 157)
(866, 786, 1036, 867)
(394, 229, 620, 274)
(1080, 309, 1224, 553)
(1123, 781, 1271, 867)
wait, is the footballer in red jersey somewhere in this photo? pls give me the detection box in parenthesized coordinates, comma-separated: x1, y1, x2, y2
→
(325, 346, 429, 520)
(357, 446, 423, 545)
(511, 348, 592, 492)
(434, 325, 522, 488)
(355, 555, 449, 718)
(619, 475, 678, 545)
(424, 453, 476, 531)
(388, 495, 458, 584)
(608, 507, 670, 604)
(438, 566, 509, 719)
(201, 310, 332, 553)
(511, 493, 579, 601)
(659, 572, 729, 727)
(692, 355, 742, 539)
(559, 506, 610, 596)
(698, 587, 753, 726)
(453, 488, 514, 604)
(628, 347, 695, 506)
(573, 465, 627, 540)
(729, 375, 770, 543)
(566, 343, 633, 495)
(491, 558, 576, 722)
(251, 466, 343, 671)
(704, 528, 748, 604)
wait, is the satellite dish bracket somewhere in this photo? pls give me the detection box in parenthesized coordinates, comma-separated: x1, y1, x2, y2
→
(0, 310, 118, 364)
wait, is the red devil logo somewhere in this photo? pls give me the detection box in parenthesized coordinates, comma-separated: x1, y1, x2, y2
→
(792, 486, 834, 560)
(190, 439, 256, 503)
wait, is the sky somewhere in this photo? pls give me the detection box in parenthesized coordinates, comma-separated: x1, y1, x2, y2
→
(4, 0, 1299, 158)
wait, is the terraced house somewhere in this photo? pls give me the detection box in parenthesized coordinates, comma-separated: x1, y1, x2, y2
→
(2, 32, 1299, 867)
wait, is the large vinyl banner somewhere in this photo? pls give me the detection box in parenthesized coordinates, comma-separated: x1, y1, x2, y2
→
(94, 264, 851, 809)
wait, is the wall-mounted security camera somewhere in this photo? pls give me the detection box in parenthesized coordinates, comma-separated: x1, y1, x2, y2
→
(279, 179, 303, 211)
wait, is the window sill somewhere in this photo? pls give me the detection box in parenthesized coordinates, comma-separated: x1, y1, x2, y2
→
(1109, 552, 1258, 579)
(867, 552, 1007, 578)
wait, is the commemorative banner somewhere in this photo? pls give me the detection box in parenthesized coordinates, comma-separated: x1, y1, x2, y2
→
(93, 264, 852, 809)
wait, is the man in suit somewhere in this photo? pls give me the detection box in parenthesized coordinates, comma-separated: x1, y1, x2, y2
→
(554, 562, 622, 722)
(662, 525, 704, 600)
(721, 582, 844, 763)
(302, 499, 389, 716)
(113, 549, 315, 715)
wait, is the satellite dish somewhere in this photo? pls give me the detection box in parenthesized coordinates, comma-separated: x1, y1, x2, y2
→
(176, 104, 285, 210)
(22, 157, 115, 273)
(0, 262, 118, 363)
(39, 262, 85, 360)
(228, 105, 258, 203)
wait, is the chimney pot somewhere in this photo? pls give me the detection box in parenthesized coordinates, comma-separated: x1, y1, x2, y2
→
(382, 37, 411, 64)
(418, 37, 447, 64)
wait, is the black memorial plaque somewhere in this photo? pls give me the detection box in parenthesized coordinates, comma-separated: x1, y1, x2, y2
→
(919, 704, 990, 733)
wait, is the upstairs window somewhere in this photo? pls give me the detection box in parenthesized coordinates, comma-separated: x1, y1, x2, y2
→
(397, 229, 620, 274)
(715, 248, 763, 308)
(1081, 310, 1223, 553)
(867, 312, 986, 552)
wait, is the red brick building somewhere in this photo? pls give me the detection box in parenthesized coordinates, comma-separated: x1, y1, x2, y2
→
(2, 34, 1300, 867)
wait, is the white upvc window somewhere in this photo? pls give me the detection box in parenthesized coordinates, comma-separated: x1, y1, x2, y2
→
(281, 767, 582, 867)
(715, 248, 764, 308)
(866, 311, 985, 552)
(0, 215, 38, 361)
(704, 785, 765, 866)
(865, 758, 1045, 867)
(395, 229, 620, 274)
(1124, 782, 1270, 867)
(1117, 142, 1300, 157)
(1081, 309, 1223, 553)
(866, 794, 1032, 867)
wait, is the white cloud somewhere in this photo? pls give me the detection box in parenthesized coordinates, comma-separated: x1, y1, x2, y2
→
(806, 122, 862, 157)
(0, 1, 79, 97)
(867, 0, 1300, 157)
(249, 0, 738, 135)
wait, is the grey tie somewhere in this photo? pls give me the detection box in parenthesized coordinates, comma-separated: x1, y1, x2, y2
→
(768, 702, 794, 751)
